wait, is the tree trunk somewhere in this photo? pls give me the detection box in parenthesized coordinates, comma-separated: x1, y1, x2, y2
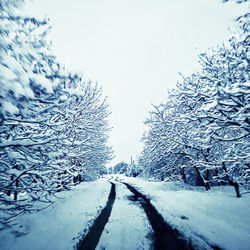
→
(78, 174, 82, 183)
(160, 174, 164, 181)
(215, 168, 220, 186)
(194, 166, 210, 191)
(231, 181, 241, 198)
(205, 169, 210, 182)
(180, 167, 187, 184)
(222, 163, 241, 198)
(14, 179, 19, 201)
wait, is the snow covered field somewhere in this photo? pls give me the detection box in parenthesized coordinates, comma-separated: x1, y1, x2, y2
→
(0, 178, 110, 250)
(119, 175, 250, 250)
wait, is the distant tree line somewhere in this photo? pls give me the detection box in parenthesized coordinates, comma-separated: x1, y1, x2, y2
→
(128, 10, 249, 197)
(112, 162, 128, 174)
(0, 0, 112, 231)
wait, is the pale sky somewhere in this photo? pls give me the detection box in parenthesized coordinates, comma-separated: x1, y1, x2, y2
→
(23, 0, 247, 167)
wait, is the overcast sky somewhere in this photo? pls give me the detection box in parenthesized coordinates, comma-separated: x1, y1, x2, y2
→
(24, 0, 247, 167)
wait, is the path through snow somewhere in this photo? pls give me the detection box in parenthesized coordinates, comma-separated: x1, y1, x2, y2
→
(1, 175, 250, 250)
(96, 180, 152, 250)
(119, 175, 250, 250)
(76, 182, 116, 250)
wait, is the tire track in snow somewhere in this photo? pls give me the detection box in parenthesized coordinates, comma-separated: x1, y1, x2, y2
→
(76, 182, 116, 250)
(122, 182, 186, 250)
(122, 182, 222, 250)
(96, 182, 153, 249)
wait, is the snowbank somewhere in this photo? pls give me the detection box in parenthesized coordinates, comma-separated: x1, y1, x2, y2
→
(0, 178, 110, 250)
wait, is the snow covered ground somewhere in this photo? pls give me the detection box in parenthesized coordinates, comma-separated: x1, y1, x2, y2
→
(1, 175, 250, 250)
(96, 182, 152, 250)
(119, 175, 250, 250)
(0, 178, 110, 250)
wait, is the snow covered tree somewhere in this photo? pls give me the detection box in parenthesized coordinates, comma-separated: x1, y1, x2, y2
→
(0, 0, 113, 231)
(192, 15, 249, 196)
(63, 76, 113, 182)
(139, 14, 249, 197)
(113, 162, 128, 174)
(125, 157, 142, 177)
(0, 0, 69, 230)
(222, 0, 249, 3)
(140, 91, 210, 185)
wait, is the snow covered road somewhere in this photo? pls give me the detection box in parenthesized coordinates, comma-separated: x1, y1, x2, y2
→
(76, 177, 194, 250)
(77, 177, 201, 250)
(120, 176, 250, 250)
(1, 175, 250, 250)
(77, 182, 116, 249)
(96, 181, 153, 250)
